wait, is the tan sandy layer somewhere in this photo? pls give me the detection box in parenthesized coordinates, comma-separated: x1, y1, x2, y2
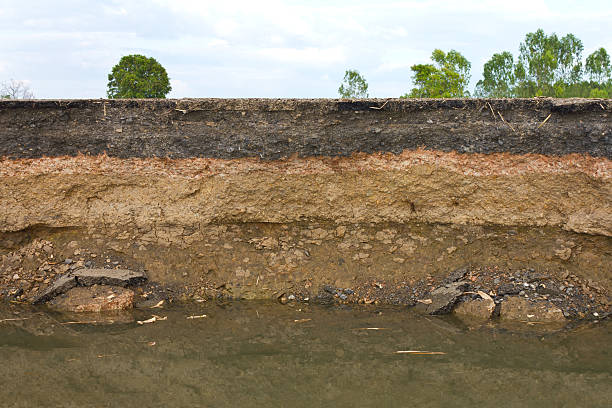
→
(0, 149, 610, 179)
(0, 149, 610, 237)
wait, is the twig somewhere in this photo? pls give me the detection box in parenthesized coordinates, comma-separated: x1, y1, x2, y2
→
(537, 113, 552, 129)
(395, 350, 446, 355)
(186, 314, 207, 319)
(498, 111, 516, 133)
(0, 317, 31, 323)
(600, 103, 605, 110)
(355, 327, 387, 330)
(61, 320, 104, 325)
(486, 102, 496, 119)
(370, 100, 389, 110)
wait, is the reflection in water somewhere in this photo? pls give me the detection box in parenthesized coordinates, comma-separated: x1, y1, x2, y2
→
(1, 302, 611, 407)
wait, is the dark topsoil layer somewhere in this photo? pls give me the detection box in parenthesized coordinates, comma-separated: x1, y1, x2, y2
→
(1, 98, 610, 159)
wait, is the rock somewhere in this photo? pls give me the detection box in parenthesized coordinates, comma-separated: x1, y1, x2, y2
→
(454, 298, 495, 320)
(497, 283, 520, 295)
(419, 281, 470, 315)
(323, 285, 336, 294)
(49, 285, 135, 312)
(500, 296, 565, 322)
(555, 247, 572, 261)
(443, 268, 468, 284)
(72, 268, 147, 287)
(32, 274, 77, 304)
(32, 268, 146, 304)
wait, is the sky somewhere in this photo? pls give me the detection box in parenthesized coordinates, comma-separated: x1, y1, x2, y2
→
(1, 0, 611, 99)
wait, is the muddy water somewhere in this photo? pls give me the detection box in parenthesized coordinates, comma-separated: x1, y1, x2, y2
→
(1, 302, 610, 407)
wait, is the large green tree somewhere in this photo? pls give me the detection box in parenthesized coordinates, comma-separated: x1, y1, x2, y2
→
(475, 52, 516, 97)
(514, 29, 583, 97)
(107, 54, 171, 98)
(338, 69, 369, 98)
(403, 49, 471, 98)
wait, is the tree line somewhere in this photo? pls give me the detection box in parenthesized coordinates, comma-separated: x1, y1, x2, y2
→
(3, 29, 609, 100)
(339, 29, 611, 99)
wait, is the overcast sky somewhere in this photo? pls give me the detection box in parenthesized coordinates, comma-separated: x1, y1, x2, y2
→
(1, 0, 611, 99)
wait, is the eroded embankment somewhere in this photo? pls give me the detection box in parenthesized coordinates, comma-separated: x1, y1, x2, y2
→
(0, 98, 610, 319)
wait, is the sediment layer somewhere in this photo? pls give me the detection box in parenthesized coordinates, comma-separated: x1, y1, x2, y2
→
(1, 98, 610, 159)
(0, 151, 610, 236)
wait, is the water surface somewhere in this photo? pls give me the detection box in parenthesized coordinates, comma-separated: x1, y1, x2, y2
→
(1, 302, 610, 407)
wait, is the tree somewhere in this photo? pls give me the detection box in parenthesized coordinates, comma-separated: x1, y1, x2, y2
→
(1, 79, 34, 99)
(107, 54, 171, 98)
(475, 52, 516, 97)
(338, 69, 369, 98)
(585, 48, 611, 84)
(403, 49, 471, 98)
(514, 29, 583, 97)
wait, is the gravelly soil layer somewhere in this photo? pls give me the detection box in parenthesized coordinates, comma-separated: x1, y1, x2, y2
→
(0, 98, 610, 159)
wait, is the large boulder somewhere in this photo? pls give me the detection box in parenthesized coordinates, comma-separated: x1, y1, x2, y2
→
(48, 285, 135, 313)
(500, 296, 565, 322)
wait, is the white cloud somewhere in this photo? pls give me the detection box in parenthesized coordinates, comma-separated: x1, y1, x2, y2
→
(256, 47, 346, 67)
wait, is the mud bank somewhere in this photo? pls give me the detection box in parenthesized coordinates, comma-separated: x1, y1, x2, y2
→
(0, 98, 610, 318)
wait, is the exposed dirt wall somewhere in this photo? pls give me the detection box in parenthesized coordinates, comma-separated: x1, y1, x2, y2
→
(0, 98, 610, 306)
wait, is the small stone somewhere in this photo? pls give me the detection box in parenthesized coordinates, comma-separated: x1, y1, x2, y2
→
(64, 258, 73, 264)
(420, 281, 470, 315)
(323, 285, 336, 294)
(555, 247, 572, 261)
(287, 294, 295, 301)
(343, 288, 354, 295)
(12, 274, 20, 280)
(493, 278, 501, 285)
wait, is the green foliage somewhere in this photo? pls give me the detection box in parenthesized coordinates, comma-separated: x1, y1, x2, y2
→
(585, 48, 611, 84)
(403, 49, 471, 98)
(107, 54, 171, 98)
(475, 52, 516, 97)
(477, 29, 610, 98)
(338, 69, 369, 98)
(512, 29, 583, 96)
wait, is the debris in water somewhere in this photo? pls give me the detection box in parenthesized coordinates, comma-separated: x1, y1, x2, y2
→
(395, 351, 446, 355)
(186, 314, 207, 319)
(356, 327, 387, 330)
(293, 318, 312, 323)
(0, 317, 31, 323)
(137, 315, 167, 325)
